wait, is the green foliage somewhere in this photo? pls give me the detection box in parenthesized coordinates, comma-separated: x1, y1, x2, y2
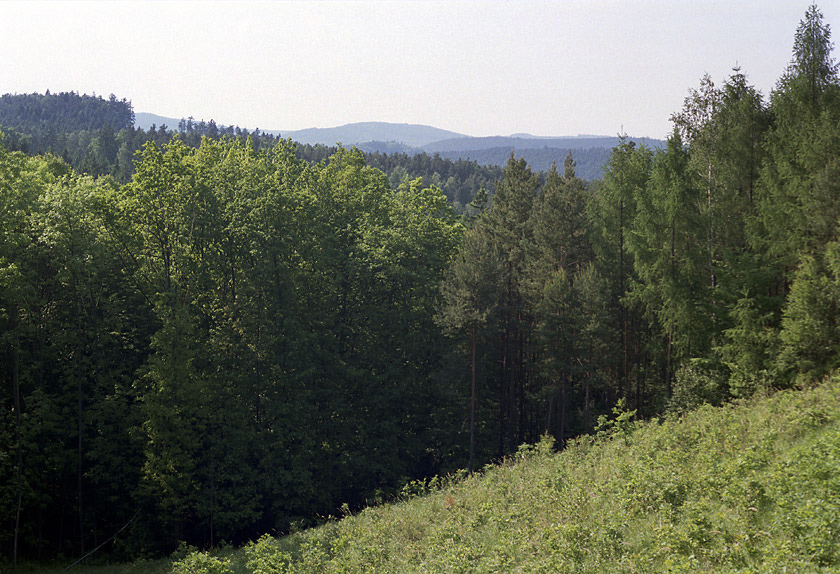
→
(0, 91, 134, 132)
(588, 135, 655, 405)
(514, 433, 556, 460)
(244, 534, 292, 574)
(629, 130, 711, 368)
(0, 132, 468, 562)
(768, 425, 840, 565)
(359, 148, 502, 211)
(435, 145, 614, 181)
(776, 242, 840, 384)
(399, 469, 470, 501)
(170, 550, 233, 574)
(7, 5, 840, 568)
(594, 397, 637, 443)
(782, 4, 839, 110)
(717, 292, 780, 397)
(669, 358, 731, 412)
(437, 222, 501, 337)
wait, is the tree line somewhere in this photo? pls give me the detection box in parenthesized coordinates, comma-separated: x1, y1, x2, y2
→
(1, 3, 839, 567)
(0, 91, 134, 133)
(438, 4, 840, 467)
(434, 145, 613, 181)
(0, 92, 501, 212)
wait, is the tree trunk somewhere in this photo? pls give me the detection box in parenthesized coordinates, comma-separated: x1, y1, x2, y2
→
(469, 325, 477, 473)
(517, 326, 525, 445)
(498, 317, 509, 457)
(707, 161, 716, 288)
(559, 377, 567, 448)
(74, 274, 85, 559)
(584, 378, 591, 432)
(13, 339, 22, 574)
(619, 198, 630, 401)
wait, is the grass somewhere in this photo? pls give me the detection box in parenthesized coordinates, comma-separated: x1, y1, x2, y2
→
(21, 374, 840, 573)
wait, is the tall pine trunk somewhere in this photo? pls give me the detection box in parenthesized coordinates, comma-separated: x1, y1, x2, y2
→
(13, 338, 22, 574)
(469, 325, 477, 473)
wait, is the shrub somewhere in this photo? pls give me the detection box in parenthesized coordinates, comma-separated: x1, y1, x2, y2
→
(669, 358, 731, 412)
(244, 534, 293, 574)
(170, 550, 233, 574)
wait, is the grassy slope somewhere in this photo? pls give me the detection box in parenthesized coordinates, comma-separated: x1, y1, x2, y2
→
(27, 376, 840, 573)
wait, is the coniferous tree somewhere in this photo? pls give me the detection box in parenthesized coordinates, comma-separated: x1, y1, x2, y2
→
(589, 137, 653, 407)
(757, 3, 840, 268)
(628, 130, 709, 389)
(525, 157, 598, 441)
(482, 154, 539, 453)
(438, 222, 501, 471)
(776, 241, 840, 384)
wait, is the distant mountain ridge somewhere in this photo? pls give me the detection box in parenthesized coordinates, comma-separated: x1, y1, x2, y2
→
(134, 112, 178, 130)
(133, 113, 663, 180)
(421, 135, 640, 154)
(279, 122, 467, 148)
(134, 114, 467, 147)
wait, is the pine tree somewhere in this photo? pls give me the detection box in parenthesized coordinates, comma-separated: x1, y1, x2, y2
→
(482, 154, 539, 453)
(438, 222, 501, 471)
(589, 137, 653, 405)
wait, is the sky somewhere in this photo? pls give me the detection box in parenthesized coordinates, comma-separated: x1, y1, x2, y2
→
(2, 1, 838, 140)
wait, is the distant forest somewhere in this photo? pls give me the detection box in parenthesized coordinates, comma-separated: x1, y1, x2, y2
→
(2, 4, 840, 568)
(0, 91, 502, 212)
(434, 145, 611, 177)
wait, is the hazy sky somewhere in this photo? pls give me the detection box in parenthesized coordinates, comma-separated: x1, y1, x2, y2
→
(2, 1, 838, 139)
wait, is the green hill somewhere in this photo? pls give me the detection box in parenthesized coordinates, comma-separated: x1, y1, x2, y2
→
(256, 377, 840, 573)
(47, 375, 839, 573)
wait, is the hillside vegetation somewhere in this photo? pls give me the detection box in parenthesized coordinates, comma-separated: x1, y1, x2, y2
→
(0, 94, 502, 208)
(237, 376, 840, 573)
(32, 374, 839, 573)
(4, 4, 840, 570)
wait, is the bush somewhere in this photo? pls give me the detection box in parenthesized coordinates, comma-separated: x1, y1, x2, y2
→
(170, 550, 233, 574)
(244, 534, 292, 574)
(669, 358, 730, 412)
(768, 426, 840, 566)
(594, 397, 637, 443)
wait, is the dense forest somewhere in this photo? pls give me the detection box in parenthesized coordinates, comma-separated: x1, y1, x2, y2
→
(432, 145, 612, 181)
(0, 92, 501, 213)
(2, 3, 840, 568)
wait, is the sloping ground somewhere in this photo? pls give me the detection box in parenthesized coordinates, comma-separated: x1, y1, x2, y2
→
(255, 375, 840, 573)
(29, 375, 840, 573)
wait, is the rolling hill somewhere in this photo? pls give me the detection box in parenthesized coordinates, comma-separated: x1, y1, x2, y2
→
(279, 122, 466, 148)
(133, 113, 662, 179)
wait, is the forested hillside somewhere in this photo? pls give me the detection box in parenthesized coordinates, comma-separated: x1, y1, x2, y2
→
(0, 92, 133, 133)
(0, 138, 471, 561)
(433, 145, 612, 179)
(436, 3, 840, 467)
(0, 95, 500, 211)
(2, 3, 840, 570)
